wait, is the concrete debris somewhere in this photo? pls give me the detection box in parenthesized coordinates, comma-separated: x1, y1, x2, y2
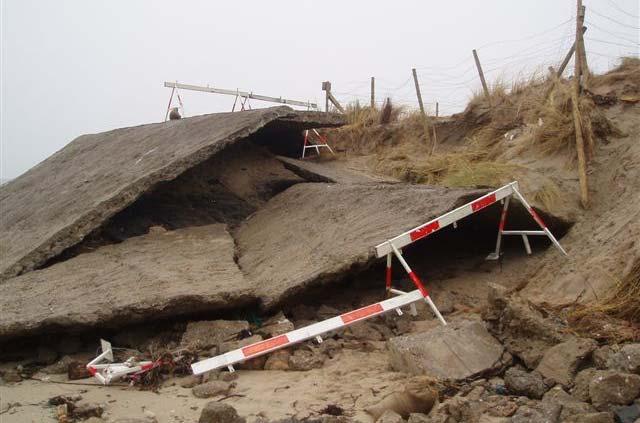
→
(288, 349, 325, 371)
(541, 386, 595, 420)
(198, 402, 246, 423)
(504, 367, 549, 399)
(588, 371, 640, 410)
(606, 343, 640, 374)
(483, 285, 567, 369)
(562, 412, 615, 423)
(387, 318, 505, 380)
(612, 403, 640, 423)
(264, 350, 291, 371)
(256, 311, 295, 338)
(535, 336, 598, 387)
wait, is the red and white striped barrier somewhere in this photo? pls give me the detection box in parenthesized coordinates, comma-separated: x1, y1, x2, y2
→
(86, 339, 159, 385)
(192, 289, 425, 375)
(302, 129, 334, 159)
(374, 181, 567, 259)
(190, 181, 566, 375)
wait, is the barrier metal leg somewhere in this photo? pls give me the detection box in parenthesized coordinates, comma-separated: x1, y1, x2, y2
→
(512, 187, 568, 256)
(521, 234, 532, 254)
(487, 196, 511, 260)
(385, 253, 392, 293)
(388, 242, 447, 325)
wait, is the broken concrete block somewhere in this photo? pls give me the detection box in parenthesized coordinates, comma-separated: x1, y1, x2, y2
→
(264, 350, 290, 371)
(192, 381, 233, 398)
(562, 412, 614, 423)
(198, 402, 246, 423)
(289, 349, 324, 371)
(181, 320, 250, 352)
(589, 371, 640, 410)
(388, 319, 504, 380)
(535, 337, 597, 387)
(256, 311, 294, 338)
(542, 386, 595, 420)
(607, 343, 640, 374)
(483, 290, 566, 369)
(572, 367, 600, 401)
(504, 367, 548, 399)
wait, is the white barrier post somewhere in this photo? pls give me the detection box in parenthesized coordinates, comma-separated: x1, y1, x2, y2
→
(389, 243, 447, 325)
(487, 196, 511, 260)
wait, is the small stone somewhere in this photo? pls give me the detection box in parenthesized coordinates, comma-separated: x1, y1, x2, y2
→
(198, 402, 245, 423)
(1, 369, 22, 383)
(257, 311, 294, 338)
(343, 322, 385, 341)
(192, 381, 232, 398)
(504, 368, 548, 399)
(220, 372, 238, 382)
(542, 386, 595, 420)
(376, 410, 404, 423)
(562, 412, 614, 423)
(511, 405, 553, 423)
(612, 403, 640, 423)
(572, 367, 599, 401)
(536, 337, 597, 387)
(593, 345, 616, 369)
(84, 418, 106, 423)
(590, 371, 640, 410)
(179, 375, 201, 388)
(264, 350, 290, 370)
(607, 344, 640, 374)
(289, 349, 324, 371)
(485, 396, 518, 417)
(71, 402, 104, 419)
(236, 355, 266, 370)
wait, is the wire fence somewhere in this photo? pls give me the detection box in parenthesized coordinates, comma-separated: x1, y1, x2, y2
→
(329, 4, 638, 117)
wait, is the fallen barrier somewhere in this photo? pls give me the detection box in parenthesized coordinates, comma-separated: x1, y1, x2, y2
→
(191, 181, 566, 375)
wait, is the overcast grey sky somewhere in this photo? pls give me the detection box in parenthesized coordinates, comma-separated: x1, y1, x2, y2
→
(1, 0, 638, 178)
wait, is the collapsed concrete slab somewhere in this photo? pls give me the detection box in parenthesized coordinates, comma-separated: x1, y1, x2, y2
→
(387, 318, 507, 380)
(0, 107, 345, 281)
(235, 183, 486, 308)
(0, 182, 488, 340)
(0, 224, 254, 340)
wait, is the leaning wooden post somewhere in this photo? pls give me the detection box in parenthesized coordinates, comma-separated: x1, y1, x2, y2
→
(472, 49, 491, 106)
(571, 0, 589, 208)
(370, 77, 375, 109)
(412, 68, 432, 146)
(578, 5, 590, 89)
(543, 26, 587, 102)
(412, 68, 425, 114)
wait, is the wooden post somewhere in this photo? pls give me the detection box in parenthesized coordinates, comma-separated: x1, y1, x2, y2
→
(322, 81, 331, 113)
(412, 68, 425, 114)
(572, 0, 589, 208)
(556, 27, 587, 78)
(472, 49, 491, 105)
(578, 5, 590, 89)
(412, 68, 432, 147)
(370, 77, 375, 109)
(435, 102, 439, 118)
